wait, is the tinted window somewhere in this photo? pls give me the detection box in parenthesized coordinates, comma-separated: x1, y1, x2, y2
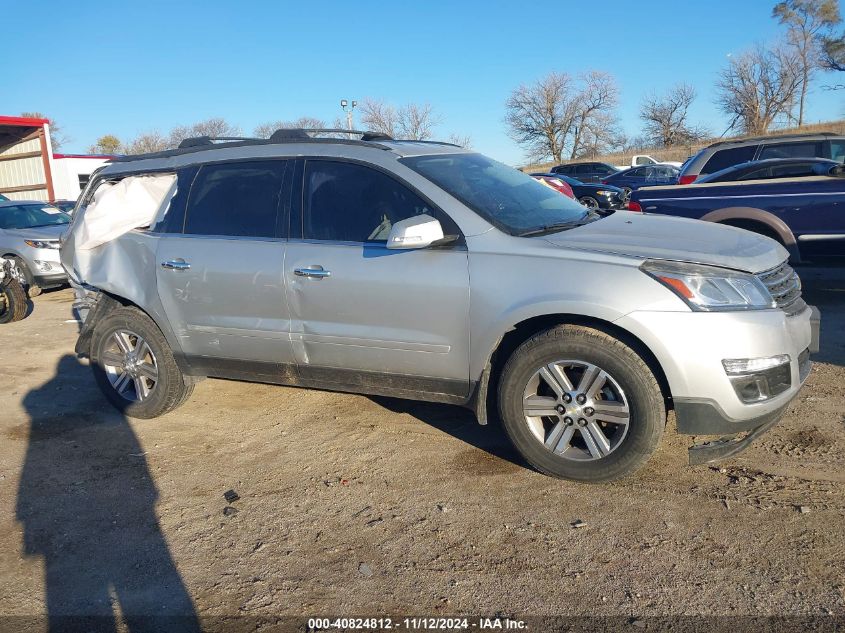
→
(759, 142, 822, 160)
(829, 140, 845, 162)
(574, 165, 593, 175)
(701, 146, 757, 175)
(628, 167, 647, 178)
(184, 161, 285, 238)
(769, 163, 817, 178)
(594, 164, 615, 175)
(551, 165, 573, 175)
(403, 153, 589, 235)
(304, 161, 437, 242)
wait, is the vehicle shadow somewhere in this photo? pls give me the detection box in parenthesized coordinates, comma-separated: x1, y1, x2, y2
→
(16, 354, 201, 632)
(796, 262, 845, 368)
(369, 396, 524, 471)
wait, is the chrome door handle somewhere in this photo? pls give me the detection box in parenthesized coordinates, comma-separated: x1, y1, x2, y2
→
(294, 266, 331, 278)
(161, 259, 191, 271)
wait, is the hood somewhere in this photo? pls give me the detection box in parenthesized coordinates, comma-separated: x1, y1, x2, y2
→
(542, 211, 788, 273)
(4, 224, 68, 241)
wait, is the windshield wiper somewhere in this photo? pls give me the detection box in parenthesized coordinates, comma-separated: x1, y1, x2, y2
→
(517, 217, 593, 237)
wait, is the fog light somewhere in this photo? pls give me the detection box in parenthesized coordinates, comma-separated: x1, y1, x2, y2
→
(33, 260, 53, 272)
(723, 355, 791, 403)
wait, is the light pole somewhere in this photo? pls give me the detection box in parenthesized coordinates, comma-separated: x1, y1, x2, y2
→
(340, 99, 357, 132)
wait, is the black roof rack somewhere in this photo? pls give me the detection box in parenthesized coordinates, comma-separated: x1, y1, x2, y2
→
(707, 131, 840, 148)
(178, 135, 259, 148)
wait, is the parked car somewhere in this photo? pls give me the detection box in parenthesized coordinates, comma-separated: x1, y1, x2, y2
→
(629, 165, 845, 261)
(531, 173, 626, 212)
(695, 158, 842, 184)
(602, 164, 679, 198)
(530, 174, 575, 198)
(62, 129, 817, 482)
(678, 132, 845, 184)
(50, 199, 78, 215)
(0, 200, 70, 296)
(614, 154, 683, 169)
(550, 161, 620, 183)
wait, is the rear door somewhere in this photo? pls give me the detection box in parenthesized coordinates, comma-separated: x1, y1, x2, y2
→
(155, 159, 294, 368)
(283, 159, 471, 397)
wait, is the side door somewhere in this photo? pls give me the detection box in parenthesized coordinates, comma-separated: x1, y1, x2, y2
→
(283, 159, 471, 398)
(155, 159, 295, 371)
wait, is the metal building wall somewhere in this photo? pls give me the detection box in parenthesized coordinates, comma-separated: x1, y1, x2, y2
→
(0, 136, 49, 201)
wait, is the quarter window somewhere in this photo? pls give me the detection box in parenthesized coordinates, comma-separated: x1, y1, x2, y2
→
(303, 160, 438, 243)
(701, 146, 757, 175)
(183, 161, 286, 238)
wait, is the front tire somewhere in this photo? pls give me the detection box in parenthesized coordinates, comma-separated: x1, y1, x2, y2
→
(498, 325, 665, 482)
(11, 257, 40, 297)
(90, 306, 193, 418)
(579, 196, 599, 210)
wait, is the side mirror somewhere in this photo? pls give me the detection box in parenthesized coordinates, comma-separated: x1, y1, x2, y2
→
(386, 214, 444, 249)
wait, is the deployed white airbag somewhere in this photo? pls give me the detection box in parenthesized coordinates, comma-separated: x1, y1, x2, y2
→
(74, 174, 176, 250)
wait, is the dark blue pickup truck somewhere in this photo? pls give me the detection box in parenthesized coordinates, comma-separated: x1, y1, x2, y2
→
(629, 170, 845, 262)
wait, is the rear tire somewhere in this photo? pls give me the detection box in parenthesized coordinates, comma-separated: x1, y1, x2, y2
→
(0, 280, 27, 323)
(497, 325, 665, 482)
(90, 306, 193, 418)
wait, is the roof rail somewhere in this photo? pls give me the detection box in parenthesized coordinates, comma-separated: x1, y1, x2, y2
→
(707, 131, 839, 148)
(178, 135, 259, 149)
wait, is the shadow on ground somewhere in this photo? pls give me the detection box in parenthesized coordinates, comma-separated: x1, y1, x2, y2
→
(16, 354, 200, 632)
(796, 262, 845, 368)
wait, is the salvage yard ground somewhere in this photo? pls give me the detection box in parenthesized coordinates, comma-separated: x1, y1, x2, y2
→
(1, 264, 844, 627)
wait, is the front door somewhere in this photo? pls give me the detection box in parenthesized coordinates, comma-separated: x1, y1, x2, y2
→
(156, 159, 294, 369)
(284, 159, 471, 397)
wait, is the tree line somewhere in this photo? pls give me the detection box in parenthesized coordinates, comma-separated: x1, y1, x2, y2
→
(87, 99, 472, 155)
(507, 0, 843, 163)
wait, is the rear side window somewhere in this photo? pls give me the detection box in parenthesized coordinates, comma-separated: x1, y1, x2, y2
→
(701, 146, 757, 175)
(183, 161, 286, 238)
(758, 141, 822, 160)
(574, 165, 593, 176)
(551, 165, 572, 175)
(594, 164, 615, 176)
(303, 160, 438, 243)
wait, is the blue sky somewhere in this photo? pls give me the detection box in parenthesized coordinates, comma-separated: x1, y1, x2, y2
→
(5, 0, 843, 164)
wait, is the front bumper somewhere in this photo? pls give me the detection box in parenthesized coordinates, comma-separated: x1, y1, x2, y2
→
(615, 303, 819, 463)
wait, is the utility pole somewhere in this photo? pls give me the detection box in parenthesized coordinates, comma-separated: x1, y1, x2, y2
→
(340, 99, 357, 135)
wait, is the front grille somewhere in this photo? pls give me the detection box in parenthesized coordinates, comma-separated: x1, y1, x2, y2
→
(756, 261, 806, 316)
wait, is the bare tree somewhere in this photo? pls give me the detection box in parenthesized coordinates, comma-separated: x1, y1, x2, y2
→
(716, 44, 802, 135)
(88, 135, 122, 155)
(167, 117, 242, 147)
(639, 83, 709, 147)
(253, 117, 326, 138)
(773, 0, 842, 124)
(359, 99, 441, 140)
(123, 132, 169, 155)
(504, 71, 619, 162)
(447, 133, 473, 149)
(819, 29, 845, 71)
(21, 111, 69, 150)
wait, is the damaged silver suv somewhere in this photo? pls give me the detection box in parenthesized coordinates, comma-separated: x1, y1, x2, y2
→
(61, 129, 819, 482)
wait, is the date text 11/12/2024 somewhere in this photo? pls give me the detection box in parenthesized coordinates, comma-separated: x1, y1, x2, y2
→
(308, 617, 528, 630)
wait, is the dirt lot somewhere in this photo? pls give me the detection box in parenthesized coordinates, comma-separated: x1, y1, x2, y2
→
(1, 265, 844, 631)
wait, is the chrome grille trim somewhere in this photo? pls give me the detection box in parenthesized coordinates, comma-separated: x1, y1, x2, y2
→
(757, 261, 807, 317)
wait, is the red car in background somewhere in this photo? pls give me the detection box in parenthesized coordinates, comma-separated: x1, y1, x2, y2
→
(531, 174, 575, 199)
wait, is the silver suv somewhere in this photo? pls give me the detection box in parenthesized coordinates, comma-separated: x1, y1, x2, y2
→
(60, 130, 819, 482)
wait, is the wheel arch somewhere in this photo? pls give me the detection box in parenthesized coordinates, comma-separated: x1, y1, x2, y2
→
(700, 207, 800, 262)
(77, 288, 191, 374)
(472, 312, 672, 425)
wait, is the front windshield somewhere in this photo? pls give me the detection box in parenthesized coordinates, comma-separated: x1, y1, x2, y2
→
(402, 153, 589, 234)
(0, 204, 71, 230)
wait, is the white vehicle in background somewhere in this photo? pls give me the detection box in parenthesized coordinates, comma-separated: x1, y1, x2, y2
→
(616, 154, 683, 169)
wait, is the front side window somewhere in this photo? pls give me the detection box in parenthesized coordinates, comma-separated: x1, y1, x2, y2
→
(403, 153, 589, 235)
(303, 160, 437, 243)
(184, 160, 286, 238)
(828, 140, 845, 162)
(0, 204, 70, 230)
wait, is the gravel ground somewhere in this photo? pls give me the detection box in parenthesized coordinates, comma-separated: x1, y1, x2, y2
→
(0, 264, 843, 631)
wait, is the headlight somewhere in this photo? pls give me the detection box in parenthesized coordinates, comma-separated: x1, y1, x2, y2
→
(24, 240, 60, 250)
(641, 260, 775, 311)
(595, 190, 613, 196)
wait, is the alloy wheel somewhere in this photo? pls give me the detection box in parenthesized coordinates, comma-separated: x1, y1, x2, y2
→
(100, 329, 159, 402)
(522, 360, 630, 461)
